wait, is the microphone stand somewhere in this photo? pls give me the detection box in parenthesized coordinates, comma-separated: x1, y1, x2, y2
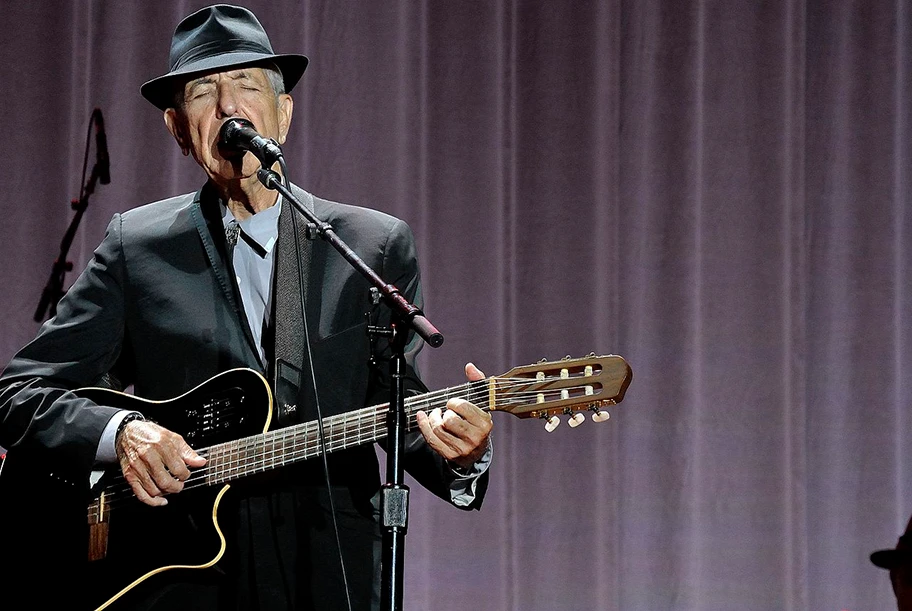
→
(34, 145, 107, 322)
(257, 167, 443, 611)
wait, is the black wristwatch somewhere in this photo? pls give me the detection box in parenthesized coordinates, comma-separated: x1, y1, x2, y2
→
(115, 411, 146, 443)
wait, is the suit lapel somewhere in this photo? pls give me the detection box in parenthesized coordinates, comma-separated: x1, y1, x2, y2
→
(189, 183, 264, 369)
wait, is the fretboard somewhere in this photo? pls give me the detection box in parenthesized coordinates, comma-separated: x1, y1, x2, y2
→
(202, 378, 489, 484)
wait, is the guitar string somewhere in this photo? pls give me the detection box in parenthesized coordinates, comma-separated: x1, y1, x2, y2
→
(88, 386, 479, 516)
(86, 385, 608, 519)
(86, 377, 611, 517)
(88, 383, 495, 514)
(87, 373, 610, 516)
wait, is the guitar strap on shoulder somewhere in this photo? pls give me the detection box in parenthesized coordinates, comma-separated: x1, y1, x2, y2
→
(270, 195, 313, 427)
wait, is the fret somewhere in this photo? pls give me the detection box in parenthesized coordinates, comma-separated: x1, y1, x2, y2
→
(86, 353, 631, 565)
(248, 439, 256, 474)
(270, 430, 276, 471)
(206, 445, 219, 485)
(342, 413, 348, 449)
(198, 378, 497, 488)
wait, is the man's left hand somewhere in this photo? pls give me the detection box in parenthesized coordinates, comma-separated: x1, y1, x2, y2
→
(416, 362, 493, 470)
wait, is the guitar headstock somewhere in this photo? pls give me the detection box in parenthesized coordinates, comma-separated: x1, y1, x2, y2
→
(488, 354, 632, 430)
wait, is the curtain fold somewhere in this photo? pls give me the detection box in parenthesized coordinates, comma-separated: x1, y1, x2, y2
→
(0, 1, 909, 609)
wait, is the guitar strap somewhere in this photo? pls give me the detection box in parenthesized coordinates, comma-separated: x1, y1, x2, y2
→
(269, 195, 313, 427)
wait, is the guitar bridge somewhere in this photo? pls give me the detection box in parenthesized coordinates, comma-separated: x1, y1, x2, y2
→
(87, 493, 111, 561)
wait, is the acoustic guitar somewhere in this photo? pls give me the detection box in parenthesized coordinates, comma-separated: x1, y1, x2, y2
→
(1, 354, 631, 610)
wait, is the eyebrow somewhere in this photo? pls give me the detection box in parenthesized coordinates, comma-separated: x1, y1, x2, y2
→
(186, 71, 260, 95)
(187, 77, 214, 93)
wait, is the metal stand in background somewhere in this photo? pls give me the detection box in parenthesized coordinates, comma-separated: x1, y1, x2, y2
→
(34, 108, 110, 322)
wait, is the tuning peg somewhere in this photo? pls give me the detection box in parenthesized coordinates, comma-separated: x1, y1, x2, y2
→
(539, 357, 548, 363)
(567, 412, 585, 428)
(591, 410, 610, 423)
(562, 355, 571, 361)
(544, 415, 560, 432)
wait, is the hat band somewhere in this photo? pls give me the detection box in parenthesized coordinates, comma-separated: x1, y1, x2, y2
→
(173, 39, 275, 72)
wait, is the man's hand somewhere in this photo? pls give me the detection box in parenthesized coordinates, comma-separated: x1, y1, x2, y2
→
(416, 362, 493, 470)
(116, 421, 206, 507)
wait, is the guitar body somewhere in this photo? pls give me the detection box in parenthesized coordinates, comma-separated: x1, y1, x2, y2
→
(0, 355, 632, 610)
(0, 448, 91, 609)
(0, 368, 273, 610)
(75, 367, 272, 451)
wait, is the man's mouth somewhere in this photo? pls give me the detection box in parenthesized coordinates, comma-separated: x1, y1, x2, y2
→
(216, 144, 246, 161)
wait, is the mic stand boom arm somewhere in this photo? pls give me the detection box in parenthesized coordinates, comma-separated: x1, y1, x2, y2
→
(256, 168, 443, 348)
(257, 168, 443, 611)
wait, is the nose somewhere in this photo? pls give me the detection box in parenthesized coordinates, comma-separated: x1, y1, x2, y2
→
(215, 83, 239, 119)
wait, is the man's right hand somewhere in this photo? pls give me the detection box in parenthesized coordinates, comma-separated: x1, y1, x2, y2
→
(116, 421, 206, 507)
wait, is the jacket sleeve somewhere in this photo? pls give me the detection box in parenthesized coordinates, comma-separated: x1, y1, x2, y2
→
(0, 214, 129, 478)
(368, 218, 490, 511)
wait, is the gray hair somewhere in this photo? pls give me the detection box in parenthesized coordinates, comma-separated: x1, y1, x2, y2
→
(262, 64, 286, 97)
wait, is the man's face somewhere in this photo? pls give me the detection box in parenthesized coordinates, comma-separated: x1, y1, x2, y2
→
(164, 67, 293, 187)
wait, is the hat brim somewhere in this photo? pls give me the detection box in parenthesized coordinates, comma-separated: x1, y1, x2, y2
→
(141, 52, 308, 111)
(871, 548, 912, 569)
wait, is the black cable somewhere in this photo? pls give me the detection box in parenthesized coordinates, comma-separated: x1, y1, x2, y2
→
(281, 157, 355, 611)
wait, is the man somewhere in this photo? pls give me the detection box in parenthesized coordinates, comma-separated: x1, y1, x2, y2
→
(0, 5, 491, 610)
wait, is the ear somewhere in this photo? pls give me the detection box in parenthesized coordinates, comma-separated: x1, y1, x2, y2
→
(276, 94, 293, 145)
(164, 108, 191, 156)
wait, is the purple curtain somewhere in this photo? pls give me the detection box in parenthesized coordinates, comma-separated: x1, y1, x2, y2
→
(1, 1, 909, 608)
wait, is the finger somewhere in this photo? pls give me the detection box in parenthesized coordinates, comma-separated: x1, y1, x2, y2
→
(440, 408, 472, 438)
(125, 475, 168, 507)
(180, 439, 207, 468)
(162, 434, 205, 482)
(146, 452, 185, 494)
(444, 398, 494, 429)
(416, 410, 463, 460)
(440, 410, 491, 457)
(431, 406, 482, 446)
(418, 409, 449, 443)
(416, 410, 434, 441)
(122, 461, 167, 506)
(153, 435, 193, 483)
(465, 362, 485, 381)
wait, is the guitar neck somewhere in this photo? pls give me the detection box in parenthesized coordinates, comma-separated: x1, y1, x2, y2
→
(202, 379, 486, 485)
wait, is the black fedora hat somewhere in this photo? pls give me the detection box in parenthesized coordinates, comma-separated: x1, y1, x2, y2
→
(141, 4, 308, 110)
(872, 546, 912, 570)
(872, 515, 912, 570)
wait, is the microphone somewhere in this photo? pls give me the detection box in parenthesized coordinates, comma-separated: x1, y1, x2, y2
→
(218, 118, 283, 166)
(93, 108, 110, 184)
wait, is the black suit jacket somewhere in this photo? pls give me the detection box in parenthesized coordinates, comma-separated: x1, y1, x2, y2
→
(0, 182, 492, 611)
(0, 181, 486, 505)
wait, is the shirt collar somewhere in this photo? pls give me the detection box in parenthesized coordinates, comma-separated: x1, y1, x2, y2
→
(220, 199, 281, 255)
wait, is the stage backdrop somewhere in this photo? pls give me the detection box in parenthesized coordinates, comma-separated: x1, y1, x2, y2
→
(0, 1, 909, 609)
